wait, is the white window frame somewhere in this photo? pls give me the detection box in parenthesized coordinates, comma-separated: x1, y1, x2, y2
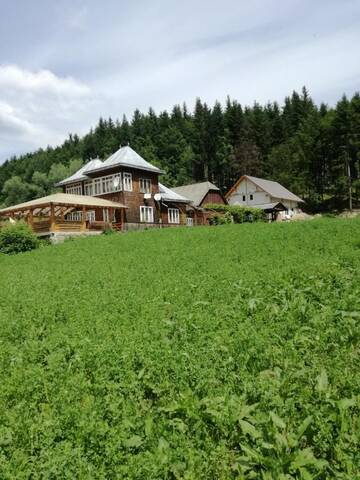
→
(123, 172, 133, 191)
(86, 210, 95, 222)
(168, 208, 180, 224)
(186, 217, 193, 226)
(84, 181, 93, 196)
(103, 209, 110, 222)
(113, 173, 122, 191)
(140, 206, 154, 223)
(140, 178, 151, 194)
(67, 211, 82, 221)
(65, 183, 82, 195)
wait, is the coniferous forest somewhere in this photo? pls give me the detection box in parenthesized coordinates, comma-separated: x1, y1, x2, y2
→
(0, 87, 359, 211)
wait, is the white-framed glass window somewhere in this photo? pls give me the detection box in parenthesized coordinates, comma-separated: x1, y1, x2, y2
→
(113, 173, 122, 191)
(94, 178, 101, 195)
(84, 181, 93, 196)
(65, 183, 82, 195)
(168, 208, 180, 224)
(103, 209, 110, 222)
(186, 217, 193, 226)
(123, 172, 133, 191)
(86, 210, 95, 222)
(140, 206, 154, 223)
(140, 178, 151, 194)
(67, 211, 82, 221)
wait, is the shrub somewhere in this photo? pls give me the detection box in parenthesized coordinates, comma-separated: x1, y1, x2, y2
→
(0, 221, 39, 254)
(205, 203, 265, 224)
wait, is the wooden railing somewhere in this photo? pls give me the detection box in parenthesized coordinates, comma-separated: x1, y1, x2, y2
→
(54, 220, 82, 232)
(33, 220, 51, 233)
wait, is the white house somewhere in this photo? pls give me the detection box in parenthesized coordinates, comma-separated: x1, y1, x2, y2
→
(226, 175, 304, 220)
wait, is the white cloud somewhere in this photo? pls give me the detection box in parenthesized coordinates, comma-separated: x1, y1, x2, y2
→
(0, 65, 90, 97)
(0, 65, 95, 161)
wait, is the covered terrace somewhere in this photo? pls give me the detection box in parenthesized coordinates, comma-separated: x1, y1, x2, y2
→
(0, 193, 127, 236)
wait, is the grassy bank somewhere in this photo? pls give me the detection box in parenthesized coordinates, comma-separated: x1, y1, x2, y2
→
(0, 218, 359, 478)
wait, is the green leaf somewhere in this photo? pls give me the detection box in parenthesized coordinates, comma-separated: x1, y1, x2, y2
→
(124, 435, 143, 448)
(316, 370, 328, 393)
(270, 412, 286, 430)
(239, 420, 261, 439)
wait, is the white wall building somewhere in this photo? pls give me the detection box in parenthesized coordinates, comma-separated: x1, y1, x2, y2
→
(226, 175, 304, 220)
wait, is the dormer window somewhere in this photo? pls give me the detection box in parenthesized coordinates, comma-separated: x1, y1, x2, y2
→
(140, 178, 151, 194)
(123, 172, 133, 191)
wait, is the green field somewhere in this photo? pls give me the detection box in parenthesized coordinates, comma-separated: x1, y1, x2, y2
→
(0, 218, 359, 479)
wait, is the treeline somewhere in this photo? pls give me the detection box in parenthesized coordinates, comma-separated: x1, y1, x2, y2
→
(1, 87, 359, 210)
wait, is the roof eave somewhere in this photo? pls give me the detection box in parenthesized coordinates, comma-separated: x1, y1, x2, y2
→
(88, 163, 164, 175)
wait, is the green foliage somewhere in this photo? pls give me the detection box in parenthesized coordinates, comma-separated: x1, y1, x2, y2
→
(1, 88, 360, 210)
(0, 218, 359, 477)
(206, 203, 265, 224)
(0, 221, 39, 254)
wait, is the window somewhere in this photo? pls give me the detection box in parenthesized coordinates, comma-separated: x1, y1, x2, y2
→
(66, 183, 82, 195)
(103, 209, 109, 222)
(250, 194, 253, 200)
(140, 178, 151, 193)
(242, 195, 246, 201)
(186, 217, 193, 226)
(84, 181, 93, 196)
(140, 206, 154, 223)
(113, 173, 122, 191)
(86, 210, 95, 222)
(67, 211, 82, 221)
(168, 208, 180, 224)
(123, 172, 133, 191)
(94, 178, 101, 195)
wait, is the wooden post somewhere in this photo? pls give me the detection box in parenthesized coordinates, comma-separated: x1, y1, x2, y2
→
(28, 209, 34, 231)
(81, 206, 86, 231)
(120, 208, 125, 231)
(60, 208, 65, 221)
(50, 204, 55, 232)
(109, 207, 114, 228)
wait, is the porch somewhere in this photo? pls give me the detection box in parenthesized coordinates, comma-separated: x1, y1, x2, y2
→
(0, 193, 127, 237)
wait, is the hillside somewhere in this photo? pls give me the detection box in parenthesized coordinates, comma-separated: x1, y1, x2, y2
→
(0, 219, 359, 478)
(1, 88, 360, 211)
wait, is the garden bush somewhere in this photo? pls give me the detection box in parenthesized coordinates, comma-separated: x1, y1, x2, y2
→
(0, 221, 39, 254)
(205, 203, 265, 224)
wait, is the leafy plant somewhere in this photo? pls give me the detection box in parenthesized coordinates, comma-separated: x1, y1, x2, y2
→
(0, 221, 39, 254)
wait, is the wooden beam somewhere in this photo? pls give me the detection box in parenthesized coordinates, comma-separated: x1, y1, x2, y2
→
(81, 206, 86, 231)
(120, 208, 125, 231)
(50, 204, 56, 232)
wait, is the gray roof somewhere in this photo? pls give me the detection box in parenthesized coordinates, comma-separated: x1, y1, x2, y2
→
(245, 176, 304, 203)
(91, 146, 162, 174)
(171, 181, 220, 207)
(158, 183, 190, 203)
(56, 158, 103, 186)
(252, 202, 286, 211)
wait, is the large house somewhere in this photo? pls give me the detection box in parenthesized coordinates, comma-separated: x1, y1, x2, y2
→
(226, 175, 304, 220)
(55, 145, 198, 229)
(0, 146, 205, 238)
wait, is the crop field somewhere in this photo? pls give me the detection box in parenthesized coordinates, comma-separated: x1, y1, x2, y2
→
(0, 218, 359, 479)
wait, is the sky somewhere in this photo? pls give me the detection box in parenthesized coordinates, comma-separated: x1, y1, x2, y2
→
(0, 0, 359, 163)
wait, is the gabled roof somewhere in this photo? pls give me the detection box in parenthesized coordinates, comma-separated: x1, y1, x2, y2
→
(226, 175, 304, 203)
(171, 181, 220, 207)
(158, 183, 190, 203)
(0, 193, 127, 214)
(56, 158, 103, 186)
(90, 146, 163, 174)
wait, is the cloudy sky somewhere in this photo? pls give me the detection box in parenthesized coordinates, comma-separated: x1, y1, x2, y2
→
(0, 0, 359, 163)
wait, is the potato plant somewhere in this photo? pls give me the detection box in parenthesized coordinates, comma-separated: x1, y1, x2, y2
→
(0, 218, 359, 479)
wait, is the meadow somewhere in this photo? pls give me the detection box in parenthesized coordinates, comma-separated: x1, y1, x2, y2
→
(0, 218, 359, 479)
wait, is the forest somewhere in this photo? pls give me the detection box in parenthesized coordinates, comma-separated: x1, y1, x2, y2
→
(0, 87, 359, 211)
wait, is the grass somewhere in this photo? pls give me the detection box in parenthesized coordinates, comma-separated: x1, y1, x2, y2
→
(0, 218, 359, 479)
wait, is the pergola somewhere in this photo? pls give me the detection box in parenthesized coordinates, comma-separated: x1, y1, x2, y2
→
(0, 193, 127, 235)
